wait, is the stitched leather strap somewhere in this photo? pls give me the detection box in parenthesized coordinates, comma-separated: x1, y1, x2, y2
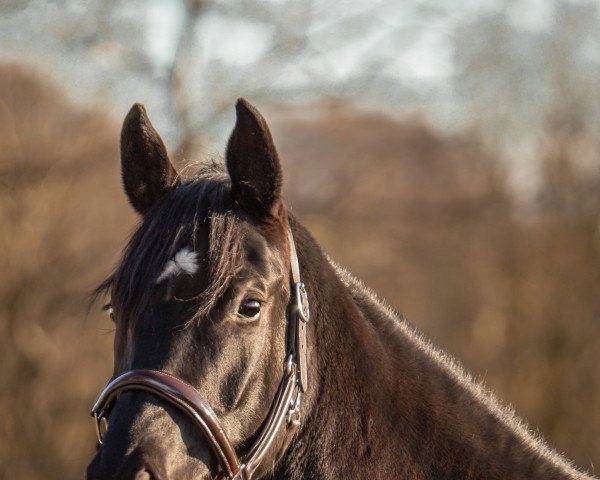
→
(91, 370, 242, 478)
(287, 228, 309, 392)
(243, 358, 298, 477)
(91, 363, 299, 479)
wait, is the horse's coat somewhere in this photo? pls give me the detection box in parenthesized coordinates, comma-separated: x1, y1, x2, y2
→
(86, 99, 596, 480)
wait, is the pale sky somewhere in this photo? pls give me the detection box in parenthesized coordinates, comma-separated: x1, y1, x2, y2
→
(1, 0, 598, 162)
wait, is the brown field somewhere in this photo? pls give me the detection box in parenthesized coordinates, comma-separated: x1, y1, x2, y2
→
(0, 63, 598, 479)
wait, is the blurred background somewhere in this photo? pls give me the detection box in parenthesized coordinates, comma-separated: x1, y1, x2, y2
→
(1, 0, 599, 478)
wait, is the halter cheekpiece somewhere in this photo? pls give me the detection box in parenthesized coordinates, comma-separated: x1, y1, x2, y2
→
(91, 227, 309, 480)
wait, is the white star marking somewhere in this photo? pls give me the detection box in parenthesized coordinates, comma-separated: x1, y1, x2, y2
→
(157, 247, 199, 283)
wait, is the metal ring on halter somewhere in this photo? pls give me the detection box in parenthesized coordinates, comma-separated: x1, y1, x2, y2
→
(294, 282, 310, 322)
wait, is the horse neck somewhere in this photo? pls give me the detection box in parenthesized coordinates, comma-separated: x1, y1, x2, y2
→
(277, 222, 591, 480)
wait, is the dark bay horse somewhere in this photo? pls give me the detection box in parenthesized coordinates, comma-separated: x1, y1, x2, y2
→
(86, 99, 595, 480)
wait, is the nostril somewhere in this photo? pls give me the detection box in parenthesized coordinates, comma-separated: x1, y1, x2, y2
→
(135, 454, 164, 480)
(134, 469, 153, 480)
(86, 455, 160, 480)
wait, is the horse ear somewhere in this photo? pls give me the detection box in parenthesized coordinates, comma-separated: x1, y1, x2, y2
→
(226, 98, 283, 219)
(120, 103, 179, 215)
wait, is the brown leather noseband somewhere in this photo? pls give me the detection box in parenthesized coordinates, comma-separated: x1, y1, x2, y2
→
(91, 228, 310, 480)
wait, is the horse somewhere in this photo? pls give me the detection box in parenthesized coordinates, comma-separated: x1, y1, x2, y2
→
(86, 99, 596, 480)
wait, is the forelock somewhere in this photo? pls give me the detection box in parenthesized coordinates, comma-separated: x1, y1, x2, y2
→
(100, 163, 245, 328)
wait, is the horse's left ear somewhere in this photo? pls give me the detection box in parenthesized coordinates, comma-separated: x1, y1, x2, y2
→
(226, 98, 283, 220)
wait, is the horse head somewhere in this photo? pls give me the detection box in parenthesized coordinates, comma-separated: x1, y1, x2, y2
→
(86, 99, 309, 480)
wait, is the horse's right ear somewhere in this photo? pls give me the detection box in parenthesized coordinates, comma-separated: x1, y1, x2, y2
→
(120, 103, 179, 215)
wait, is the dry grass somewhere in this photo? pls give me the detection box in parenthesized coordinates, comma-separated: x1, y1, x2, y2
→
(0, 63, 133, 479)
(0, 64, 598, 478)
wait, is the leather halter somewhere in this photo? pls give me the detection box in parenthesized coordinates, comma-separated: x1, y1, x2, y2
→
(91, 227, 310, 480)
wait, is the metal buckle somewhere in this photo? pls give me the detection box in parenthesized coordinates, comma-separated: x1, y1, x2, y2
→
(93, 411, 109, 445)
(287, 389, 302, 427)
(285, 354, 294, 375)
(231, 465, 248, 480)
(294, 282, 310, 323)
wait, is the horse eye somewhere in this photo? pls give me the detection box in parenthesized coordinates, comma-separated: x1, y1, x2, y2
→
(238, 299, 261, 320)
(102, 303, 115, 321)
